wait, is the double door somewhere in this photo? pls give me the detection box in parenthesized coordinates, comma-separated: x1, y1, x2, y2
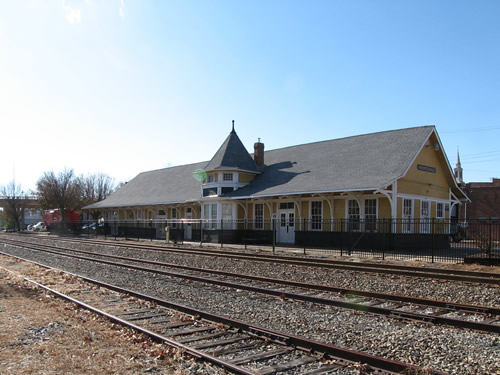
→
(277, 203, 295, 244)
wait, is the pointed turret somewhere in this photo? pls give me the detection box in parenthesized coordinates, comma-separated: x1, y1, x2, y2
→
(204, 121, 259, 173)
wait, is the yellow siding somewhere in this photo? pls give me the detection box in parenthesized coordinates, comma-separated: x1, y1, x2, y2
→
(398, 137, 450, 200)
(239, 173, 256, 183)
(378, 198, 391, 219)
(334, 200, 345, 220)
(301, 201, 308, 220)
(323, 200, 331, 219)
(237, 205, 245, 220)
(414, 200, 421, 220)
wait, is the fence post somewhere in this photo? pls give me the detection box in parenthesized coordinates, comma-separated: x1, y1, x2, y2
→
(431, 218, 435, 263)
(150, 219, 153, 241)
(114, 221, 117, 241)
(95, 219, 98, 239)
(244, 218, 247, 250)
(200, 219, 203, 247)
(340, 219, 344, 257)
(489, 219, 493, 260)
(272, 218, 276, 255)
(303, 218, 306, 255)
(382, 219, 385, 260)
(220, 219, 223, 248)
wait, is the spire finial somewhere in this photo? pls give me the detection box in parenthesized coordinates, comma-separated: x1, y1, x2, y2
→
(232, 120, 235, 133)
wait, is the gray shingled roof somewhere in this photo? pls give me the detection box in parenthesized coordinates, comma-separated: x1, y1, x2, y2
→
(84, 162, 207, 209)
(84, 126, 436, 209)
(226, 126, 435, 198)
(204, 129, 259, 173)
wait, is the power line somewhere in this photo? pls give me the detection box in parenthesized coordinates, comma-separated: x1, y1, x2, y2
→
(462, 157, 500, 164)
(441, 127, 500, 134)
(461, 150, 500, 157)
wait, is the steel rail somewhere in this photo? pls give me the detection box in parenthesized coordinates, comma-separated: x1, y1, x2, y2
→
(34, 235, 500, 284)
(4, 236, 500, 315)
(0, 250, 445, 374)
(0, 266, 256, 375)
(2, 239, 499, 334)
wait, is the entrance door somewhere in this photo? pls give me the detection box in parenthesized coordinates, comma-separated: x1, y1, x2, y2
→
(184, 208, 192, 240)
(278, 202, 295, 244)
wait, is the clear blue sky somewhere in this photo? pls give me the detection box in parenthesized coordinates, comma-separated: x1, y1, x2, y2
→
(1, 1, 499, 192)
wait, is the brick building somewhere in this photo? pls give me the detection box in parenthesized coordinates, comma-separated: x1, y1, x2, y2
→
(453, 152, 500, 222)
(462, 179, 500, 222)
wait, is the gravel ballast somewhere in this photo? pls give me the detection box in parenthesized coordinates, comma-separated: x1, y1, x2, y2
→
(1, 235, 499, 374)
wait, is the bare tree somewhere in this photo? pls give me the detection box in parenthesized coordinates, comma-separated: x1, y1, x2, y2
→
(0, 181, 27, 231)
(36, 169, 82, 225)
(80, 173, 116, 219)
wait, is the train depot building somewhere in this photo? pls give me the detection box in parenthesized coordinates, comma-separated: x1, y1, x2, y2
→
(84, 125, 468, 250)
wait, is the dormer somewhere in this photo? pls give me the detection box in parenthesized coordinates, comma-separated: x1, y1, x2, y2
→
(201, 121, 260, 198)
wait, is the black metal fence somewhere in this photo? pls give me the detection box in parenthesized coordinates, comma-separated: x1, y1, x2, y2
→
(47, 218, 500, 264)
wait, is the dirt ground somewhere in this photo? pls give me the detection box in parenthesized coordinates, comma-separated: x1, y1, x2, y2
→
(0, 263, 214, 375)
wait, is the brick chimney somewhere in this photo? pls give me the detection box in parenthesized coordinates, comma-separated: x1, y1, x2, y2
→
(254, 138, 264, 167)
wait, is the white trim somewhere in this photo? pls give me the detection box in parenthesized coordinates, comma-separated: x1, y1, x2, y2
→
(392, 181, 398, 222)
(397, 192, 450, 204)
(230, 187, 380, 200)
(436, 202, 445, 219)
(420, 200, 431, 234)
(345, 198, 361, 232)
(309, 200, 323, 231)
(253, 202, 264, 230)
(401, 198, 414, 233)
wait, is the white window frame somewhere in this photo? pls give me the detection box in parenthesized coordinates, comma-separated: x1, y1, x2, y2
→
(436, 202, 444, 219)
(211, 204, 217, 229)
(347, 199, 360, 231)
(364, 199, 377, 232)
(420, 200, 430, 234)
(254, 203, 264, 230)
(223, 173, 233, 182)
(203, 204, 210, 229)
(310, 201, 322, 231)
(222, 203, 233, 229)
(207, 174, 214, 183)
(402, 198, 413, 233)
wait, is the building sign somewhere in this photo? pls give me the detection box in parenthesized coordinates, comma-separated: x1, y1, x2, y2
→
(417, 164, 436, 173)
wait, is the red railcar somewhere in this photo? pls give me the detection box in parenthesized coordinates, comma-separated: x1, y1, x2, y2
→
(43, 209, 80, 228)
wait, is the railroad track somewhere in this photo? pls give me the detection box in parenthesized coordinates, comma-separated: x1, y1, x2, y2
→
(2, 236, 499, 334)
(19, 233, 500, 285)
(0, 251, 444, 375)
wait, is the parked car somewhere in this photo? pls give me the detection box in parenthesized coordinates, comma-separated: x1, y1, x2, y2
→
(81, 223, 94, 231)
(82, 223, 104, 231)
(32, 222, 45, 231)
